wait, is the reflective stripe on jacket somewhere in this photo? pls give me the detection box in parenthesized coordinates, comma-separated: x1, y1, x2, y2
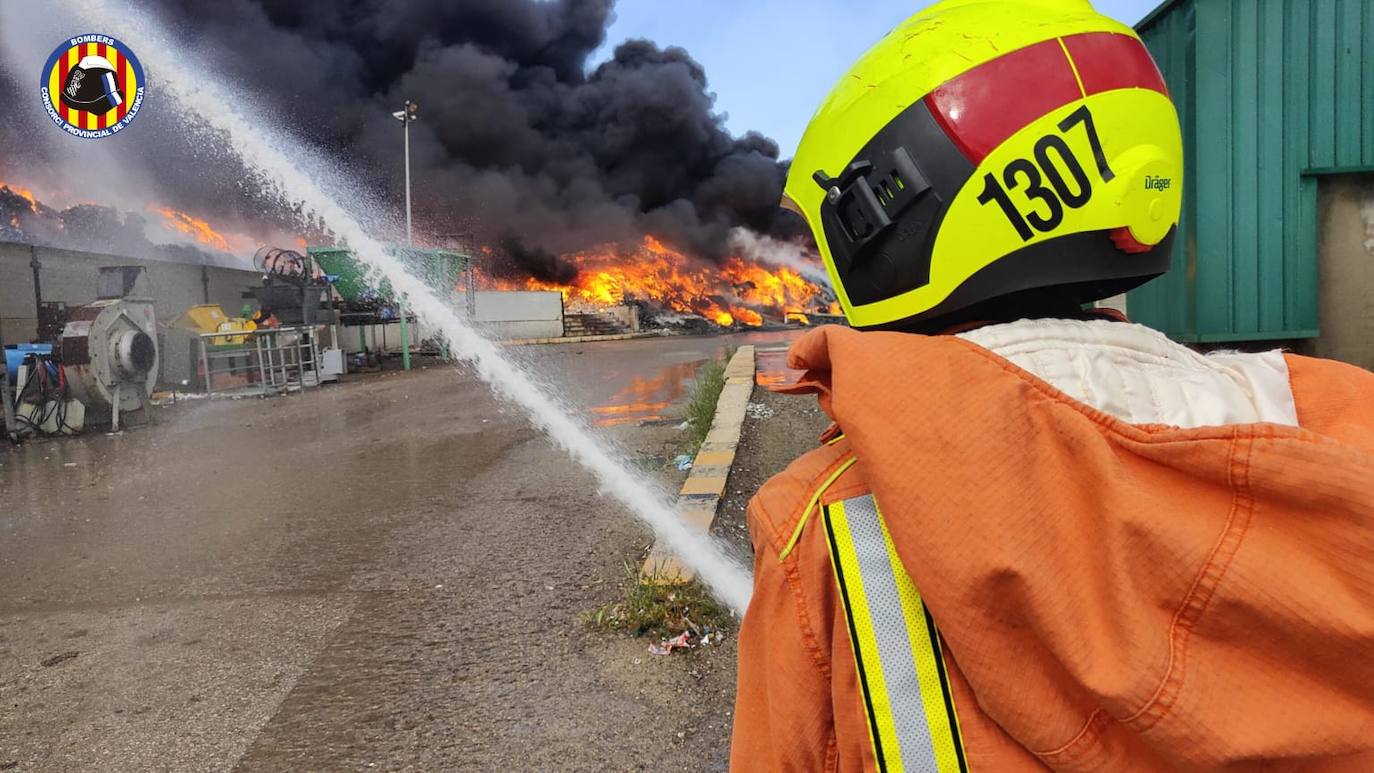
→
(730, 322, 1374, 771)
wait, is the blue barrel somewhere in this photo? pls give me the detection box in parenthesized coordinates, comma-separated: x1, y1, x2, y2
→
(5, 344, 52, 383)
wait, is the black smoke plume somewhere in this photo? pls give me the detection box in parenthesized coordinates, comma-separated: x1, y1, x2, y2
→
(0, 0, 806, 279)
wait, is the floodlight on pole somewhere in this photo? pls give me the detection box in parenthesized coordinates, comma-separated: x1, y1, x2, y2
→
(392, 99, 419, 371)
(393, 99, 419, 246)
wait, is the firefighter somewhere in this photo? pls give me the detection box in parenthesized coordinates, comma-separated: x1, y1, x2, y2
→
(731, 0, 1374, 769)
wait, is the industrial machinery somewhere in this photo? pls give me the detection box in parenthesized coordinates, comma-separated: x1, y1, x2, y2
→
(13, 354, 82, 436)
(173, 304, 257, 346)
(252, 246, 331, 326)
(309, 244, 474, 371)
(37, 301, 69, 343)
(251, 246, 344, 382)
(57, 266, 158, 432)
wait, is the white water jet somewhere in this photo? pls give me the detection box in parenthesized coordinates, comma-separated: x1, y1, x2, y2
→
(50, 0, 753, 613)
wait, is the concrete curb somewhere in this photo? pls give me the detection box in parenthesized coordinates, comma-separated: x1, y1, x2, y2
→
(503, 331, 665, 346)
(641, 345, 755, 583)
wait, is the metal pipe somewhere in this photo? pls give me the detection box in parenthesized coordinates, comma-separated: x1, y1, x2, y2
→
(200, 336, 213, 394)
(29, 246, 42, 319)
(0, 316, 18, 443)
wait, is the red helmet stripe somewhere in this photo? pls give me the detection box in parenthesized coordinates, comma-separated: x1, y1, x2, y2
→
(99, 44, 112, 129)
(924, 39, 1082, 164)
(119, 55, 133, 122)
(924, 33, 1168, 165)
(1062, 32, 1169, 97)
(84, 43, 98, 130)
(58, 47, 74, 125)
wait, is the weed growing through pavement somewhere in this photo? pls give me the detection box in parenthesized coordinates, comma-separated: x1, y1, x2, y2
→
(583, 560, 734, 639)
(683, 348, 734, 452)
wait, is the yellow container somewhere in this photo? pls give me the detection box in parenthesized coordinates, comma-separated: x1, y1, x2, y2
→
(174, 304, 255, 346)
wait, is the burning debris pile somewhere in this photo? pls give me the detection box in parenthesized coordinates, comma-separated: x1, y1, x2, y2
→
(484, 235, 830, 327)
(0, 180, 261, 267)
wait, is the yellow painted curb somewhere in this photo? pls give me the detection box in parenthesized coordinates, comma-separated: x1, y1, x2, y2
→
(693, 450, 735, 466)
(642, 345, 755, 584)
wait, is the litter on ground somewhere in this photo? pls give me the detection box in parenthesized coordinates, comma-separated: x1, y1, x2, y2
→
(649, 632, 693, 656)
(745, 402, 775, 420)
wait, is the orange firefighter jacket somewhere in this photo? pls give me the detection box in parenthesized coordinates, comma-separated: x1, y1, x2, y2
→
(730, 324, 1374, 771)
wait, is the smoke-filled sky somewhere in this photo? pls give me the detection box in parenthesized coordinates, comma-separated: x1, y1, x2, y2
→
(0, 0, 1158, 278)
(0, 0, 805, 276)
(601, 0, 1161, 157)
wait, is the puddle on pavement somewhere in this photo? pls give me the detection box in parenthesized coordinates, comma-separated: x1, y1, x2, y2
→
(580, 329, 813, 426)
(755, 348, 805, 388)
(592, 361, 703, 427)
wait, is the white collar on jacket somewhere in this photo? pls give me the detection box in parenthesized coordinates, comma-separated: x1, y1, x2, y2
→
(958, 318, 1300, 429)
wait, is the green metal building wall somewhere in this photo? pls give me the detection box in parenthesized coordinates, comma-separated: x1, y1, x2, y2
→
(1131, 0, 1374, 342)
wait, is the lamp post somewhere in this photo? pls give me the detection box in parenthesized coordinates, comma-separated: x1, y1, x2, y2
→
(391, 99, 419, 371)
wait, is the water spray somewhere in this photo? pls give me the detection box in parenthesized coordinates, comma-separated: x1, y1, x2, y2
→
(50, 0, 753, 613)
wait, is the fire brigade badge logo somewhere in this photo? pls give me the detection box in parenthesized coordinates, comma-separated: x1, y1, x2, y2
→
(40, 34, 145, 139)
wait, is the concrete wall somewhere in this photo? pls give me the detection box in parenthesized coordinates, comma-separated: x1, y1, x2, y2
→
(333, 290, 565, 352)
(597, 304, 641, 332)
(0, 241, 262, 386)
(1306, 175, 1374, 370)
(471, 291, 563, 340)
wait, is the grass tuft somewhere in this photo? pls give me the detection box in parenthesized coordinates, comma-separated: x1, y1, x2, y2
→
(583, 560, 734, 639)
(683, 349, 733, 450)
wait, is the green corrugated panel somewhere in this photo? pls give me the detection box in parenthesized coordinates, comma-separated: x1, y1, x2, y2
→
(1277, 0, 1312, 341)
(1130, 0, 1198, 339)
(1256, 0, 1285, 333)
(1336, 0, 1364, 167)
(1192, 0, 1231, 338)
(1365, 0, 1374, 161)
(1130, 0, 1372, 342)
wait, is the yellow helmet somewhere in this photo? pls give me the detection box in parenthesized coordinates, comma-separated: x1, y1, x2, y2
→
(788, 0, 1182, 330)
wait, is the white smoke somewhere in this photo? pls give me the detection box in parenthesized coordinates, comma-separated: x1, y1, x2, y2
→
(729, 227, 832, 287)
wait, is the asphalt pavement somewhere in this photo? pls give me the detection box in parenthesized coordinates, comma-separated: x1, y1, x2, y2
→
(0, 331, 801, 772)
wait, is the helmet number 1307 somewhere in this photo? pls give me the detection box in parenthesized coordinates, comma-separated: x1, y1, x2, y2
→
(976, 106, 1116, 241)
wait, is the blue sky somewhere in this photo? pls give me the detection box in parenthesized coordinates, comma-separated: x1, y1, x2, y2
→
(596, 0, 1164, 157)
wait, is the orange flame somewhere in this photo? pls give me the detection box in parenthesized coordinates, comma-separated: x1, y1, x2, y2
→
(487, 235, 823, 327)
(148, 205, 255, 255)
(0, 180, 37, 211)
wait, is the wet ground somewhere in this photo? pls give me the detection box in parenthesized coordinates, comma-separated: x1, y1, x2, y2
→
(0, 331, 802, 772)
(713, 344, 833, 552)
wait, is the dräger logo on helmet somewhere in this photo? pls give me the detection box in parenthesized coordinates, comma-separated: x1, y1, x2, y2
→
(39, 34, 146, 140)
(1145, 175, 1173, 191)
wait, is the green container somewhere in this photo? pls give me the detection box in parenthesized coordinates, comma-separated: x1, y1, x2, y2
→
(1130, 0, 1374, 343)
(310, 248, 371, 301)
(308, 246, 472, 302)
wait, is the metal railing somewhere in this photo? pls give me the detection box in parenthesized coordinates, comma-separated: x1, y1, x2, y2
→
(197, 326, 322, 397)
